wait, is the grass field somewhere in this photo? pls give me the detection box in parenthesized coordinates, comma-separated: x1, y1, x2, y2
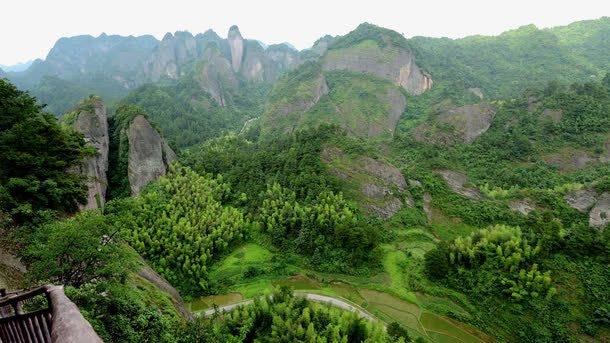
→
(186, 240, 495, 343)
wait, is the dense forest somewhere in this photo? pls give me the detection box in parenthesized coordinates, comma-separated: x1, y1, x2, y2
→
(1, 17, 609, 343)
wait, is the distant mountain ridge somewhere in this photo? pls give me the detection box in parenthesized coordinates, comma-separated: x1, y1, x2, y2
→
(6, 26, 299, 114)
(0, 60, 33, 72)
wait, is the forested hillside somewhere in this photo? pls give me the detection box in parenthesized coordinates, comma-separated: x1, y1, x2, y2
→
(1, 17, 609, 343)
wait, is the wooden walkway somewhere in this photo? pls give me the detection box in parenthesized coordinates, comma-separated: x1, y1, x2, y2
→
(0, 285, 101, 343)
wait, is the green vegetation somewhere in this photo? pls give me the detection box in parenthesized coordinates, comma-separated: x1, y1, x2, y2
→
(3, 18, 610, 343)
(178, 287, 396, 342)
(113, 164, 247, 295)
(0, 78, 88, 225)
(409, 19, 610, 99)
(122, 75, 270, 148)
(183, 125, 382, 272)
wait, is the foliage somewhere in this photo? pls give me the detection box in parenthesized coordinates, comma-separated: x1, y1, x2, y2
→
(425, 225, 554, 301)
(329, 22, 413, 51)
(183, 125, 382, 271)
(184, 125, 343, 207)
(176, 287, 397, 342)
(409, 19, 609, 98)
(257, 183, 380, 269)
(0, 78, 88, 225)
(67, 279, 179, 343)
(122, 76, 270, 148)
(25, 211, 135, 286)
(113, 164, 247, 295)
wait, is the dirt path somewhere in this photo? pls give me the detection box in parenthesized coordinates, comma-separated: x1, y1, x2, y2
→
(198, 292, 374, 321)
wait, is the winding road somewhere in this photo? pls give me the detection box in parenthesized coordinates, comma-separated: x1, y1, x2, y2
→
(197, 292, 375, 321)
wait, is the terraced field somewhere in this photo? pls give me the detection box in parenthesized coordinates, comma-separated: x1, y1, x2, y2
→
(188, 239, 495, 343)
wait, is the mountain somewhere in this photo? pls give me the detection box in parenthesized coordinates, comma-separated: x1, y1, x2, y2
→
(2, 18, 610, 343)
(64, 96, 110, 210)
(7, 26, 299, 116)
(0, 60, 33, 72)
(409, 17, 610, 99)
(259, 23, 431, 139)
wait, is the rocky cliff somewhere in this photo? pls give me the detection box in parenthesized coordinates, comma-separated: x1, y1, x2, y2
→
(323, 39, 432, 95)
(144, 31, 198, 82)
(564, 188, 609, 230)
(413, 103, 496, 144)
(196, 45, 239, 106)
(228, 25, 244, 73)
(321, 146, 407, 218)
(68, 97, 109, 210)
(126, 115, 176, 196)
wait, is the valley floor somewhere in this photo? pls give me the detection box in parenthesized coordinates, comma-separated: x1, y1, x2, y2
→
(187, 243, 495, 343)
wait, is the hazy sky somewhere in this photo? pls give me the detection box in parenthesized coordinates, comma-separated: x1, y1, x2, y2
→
(0, 0, 608, 65)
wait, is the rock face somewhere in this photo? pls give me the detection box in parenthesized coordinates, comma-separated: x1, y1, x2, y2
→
(468, 88, 484, 99)
(542, 149, 597, 171)
(70, 98, 109, 209)
(228, 26, 244, 72)
(564, 189, 598, 212)
(438, 170, 484, 200)
(196, 46, 239, 106)
(360, 157, 407, 189)
(321, 146, 406, 218)
(127, 115, 176, 196)
(136, 266, 192, 320)
(437, 103, 496, 143)
(276, 73, 329, 119)
(509, 199, 536, 216)
(241, 41, 267, 81)
(322, 40, 432, 95)
(144, 32, 198, 82)
(589, 193, 610, 230)
(413, 103, 496, 144)
(564, 188, 609, 230)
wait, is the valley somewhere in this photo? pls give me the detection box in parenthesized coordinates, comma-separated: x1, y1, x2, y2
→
(0, 15, 609, 343)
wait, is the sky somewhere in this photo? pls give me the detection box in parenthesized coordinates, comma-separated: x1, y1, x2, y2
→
(0, 0, 608, 66)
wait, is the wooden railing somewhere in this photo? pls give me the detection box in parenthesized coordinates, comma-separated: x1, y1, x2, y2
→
(0, 285, 102, 343)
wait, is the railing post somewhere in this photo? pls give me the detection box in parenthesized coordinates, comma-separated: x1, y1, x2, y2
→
(45, 285, 103, 343)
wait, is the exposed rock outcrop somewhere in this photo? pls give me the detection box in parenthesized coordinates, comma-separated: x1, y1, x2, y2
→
(127, 115, 176, 196)
(360, 157, 407, 189)
(589, 193, 610, 230)
(468, 87, 484, 99)
(564, 189, 598, 212)
(241, 41, 267, 81)
(70, 97, 109, 210)
(228, 25, 244, 72)
(413, 103, 496, 144)
(564, 188, 609, 230)
(438, 170, 484, 200)
(321, 146, 406, 218)
(136, 266, 193, 320)
(196, 45, 238, 106)
(542, 149, 596, 171)
(275, 73, 329, 119)
(145, 32, 198, 82)
(509, 199, 536, 215)
(322, 41, 432, 95)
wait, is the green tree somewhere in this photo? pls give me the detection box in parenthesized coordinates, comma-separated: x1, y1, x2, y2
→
(0, 78, 88, 225)
(25, 211, 134, 286)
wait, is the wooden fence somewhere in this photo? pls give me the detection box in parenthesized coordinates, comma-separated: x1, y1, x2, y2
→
(0, 285, 102, 343)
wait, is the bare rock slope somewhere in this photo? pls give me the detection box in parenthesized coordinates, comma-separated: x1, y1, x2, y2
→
(70, 97, 109, 209)
(127, 115, 176, 196)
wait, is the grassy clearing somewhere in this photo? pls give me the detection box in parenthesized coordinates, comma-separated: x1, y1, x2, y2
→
(209, 243, 273, 278)
(421, 313, 485, 343)
(187, 240, 494, 343)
